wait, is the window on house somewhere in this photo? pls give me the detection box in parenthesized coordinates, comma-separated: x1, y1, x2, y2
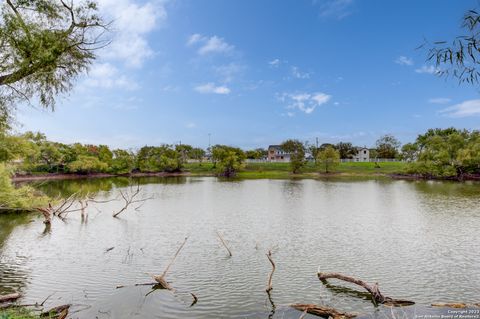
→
(364, 150, 367, 154)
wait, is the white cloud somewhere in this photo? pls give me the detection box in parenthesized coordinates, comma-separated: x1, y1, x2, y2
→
(83, 63, 138, 90)
(440, 99, 480, 118)
(269, 59, 281, 67)
(395, 56, 413, 66)
(415, 65, 440, 74)
(291, 66, 311, 79)
(186, 122, 196, 128)
(428, 97, 451, 104)
(97, 0, 167, 68)
(315, 0, 355, 19)
(187, 34, 234, 55)
(194, 83, 231, 95)
(279, 92, 332, 114)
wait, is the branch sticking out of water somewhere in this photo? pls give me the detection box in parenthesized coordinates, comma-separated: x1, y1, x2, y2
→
(266, 250, 275, 293)
(216, 231, 232, 257)
(151, 237, 189, 290)
(113, 185, 152, 218)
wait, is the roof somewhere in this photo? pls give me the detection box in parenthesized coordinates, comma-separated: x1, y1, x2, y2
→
(268, 145, 282, 150)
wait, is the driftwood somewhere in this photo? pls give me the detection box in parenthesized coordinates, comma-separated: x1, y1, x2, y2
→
(291, 304, 356, 319)
(113, 185, 151, 218)
(40, 304, 71, 318)
(216, 231, 232, 257)
(0, 293, 21, 303)
(151, 237, 189, 290)
(317, 271, 414, 306)
(266, 250, 275, 292)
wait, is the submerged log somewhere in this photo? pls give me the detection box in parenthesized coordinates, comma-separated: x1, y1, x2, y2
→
(0, 293, 21, 303)
(216, 231, 233, 257)
(317, 271, 414, 306)
(291, 304, 356, 319)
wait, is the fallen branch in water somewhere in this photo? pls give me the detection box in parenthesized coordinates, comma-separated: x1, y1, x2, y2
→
(216, 231, 232, 257)
(152, 237, 189, 289)
(266, 250, 275, 293)
(317, 271, 414, 306)
(0, 293, 21, 303)
(291, 304, 356, 319)
(113, 185, 151, 218)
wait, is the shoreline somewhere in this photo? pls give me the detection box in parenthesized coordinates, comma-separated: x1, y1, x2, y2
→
(12, 171, 194, 182)
(12, 171, 480, 183)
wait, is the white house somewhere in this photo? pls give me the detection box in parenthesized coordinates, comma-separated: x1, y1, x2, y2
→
(353, 147, 370, 162)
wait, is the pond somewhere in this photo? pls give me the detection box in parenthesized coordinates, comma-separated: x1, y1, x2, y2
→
(1, 177, 480, 318)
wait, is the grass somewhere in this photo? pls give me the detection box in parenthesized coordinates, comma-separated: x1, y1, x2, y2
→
(183, 161, 407, 179)
(0, 308, 39, 319)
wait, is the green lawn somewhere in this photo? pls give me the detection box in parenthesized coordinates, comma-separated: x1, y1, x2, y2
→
(183, 161, 407, 179)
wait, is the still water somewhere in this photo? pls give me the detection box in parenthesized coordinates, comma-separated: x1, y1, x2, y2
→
(1, 177, 480, 318)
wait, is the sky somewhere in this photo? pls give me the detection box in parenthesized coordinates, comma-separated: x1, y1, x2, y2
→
(15, 0, 480, 149)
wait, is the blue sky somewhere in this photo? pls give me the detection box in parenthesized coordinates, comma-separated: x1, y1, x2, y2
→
(16, 0, 480, 149)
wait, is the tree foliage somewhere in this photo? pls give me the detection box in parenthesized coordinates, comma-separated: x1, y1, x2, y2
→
(316, 146, 340, 173)
(405, 128, 480, 179)
(336, 142, 356, 159)
(375, 134, 400, 159)
(211, 145, 245, 177)
(281, 139, 306, 174)
(0, 0, 108, 111)
(423, 9, 480, 85)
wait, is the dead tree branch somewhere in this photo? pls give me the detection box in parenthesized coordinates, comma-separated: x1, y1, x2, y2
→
(317, 271, 414, 306)
(216, 231, 232, 257)
(266, 250, 275, 292)
(151, 237, 189, 290)
(113, 185, 151, 218)
(291, 304, 357, 319)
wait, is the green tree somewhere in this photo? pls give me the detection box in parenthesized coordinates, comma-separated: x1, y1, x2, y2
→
(375, 134, 400, 159)
(67, 155, 108, 174)
(424, 9, 480, 85)
(110, 149, 135, 174)
(189, 147, 206, 164)
(0, 163, 48, 210)
(316, 146, 340, 173)
(211, 145, 245, 177)
(0, 0, 107, 111)
(136, 145, 182, 172)
(245, 148, 267, 160)
(400, 143, 419, 162)
(281, 139, 306, 174)
(336, 142, 356, 159)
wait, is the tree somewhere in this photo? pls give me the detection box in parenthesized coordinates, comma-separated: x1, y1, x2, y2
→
(400, 143, 419, 162)
(424, 9, 480, 85)
(245, 148, 267, 160)
(110, 149, 135, 174)
(336, 142, 356, 159)
(281, 139, 306, 174)
(136, 145, 182, 173)
(317, 146, 340, 173)
(405, 128, 480, 180)
(67, 155, 108, 174)
(0, 0, 107, 112)
(375, 134, 400, 159)
(211, 145, 245, 177)
(189, 147, 206, 164)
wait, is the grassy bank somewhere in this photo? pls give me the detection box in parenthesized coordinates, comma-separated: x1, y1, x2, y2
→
(184, 161, 407, 179)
